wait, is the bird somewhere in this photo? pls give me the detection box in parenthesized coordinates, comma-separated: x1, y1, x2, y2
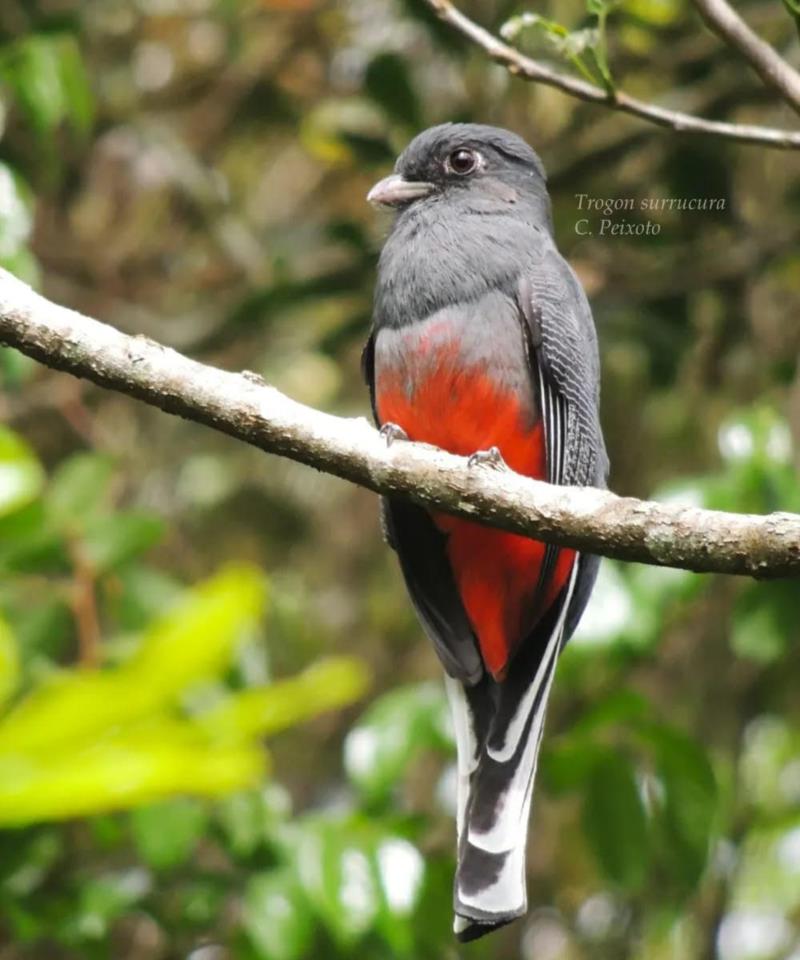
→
(362, 123, 608, 942)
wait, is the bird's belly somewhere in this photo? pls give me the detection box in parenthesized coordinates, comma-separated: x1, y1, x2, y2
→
(378, 351, 541, 473)
(374, 307, 571, 678)
(373, 298, 539, 466)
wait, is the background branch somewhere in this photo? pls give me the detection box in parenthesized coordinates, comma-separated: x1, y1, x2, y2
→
(690, 0, 800, 114)
(424, 0, 800, 150)
(1, 269, 799, 579)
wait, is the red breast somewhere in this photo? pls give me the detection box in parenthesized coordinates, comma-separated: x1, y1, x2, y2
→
(374, 299, 575, 679)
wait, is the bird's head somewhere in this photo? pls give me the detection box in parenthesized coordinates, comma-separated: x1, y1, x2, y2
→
(367, 123, 549, 219)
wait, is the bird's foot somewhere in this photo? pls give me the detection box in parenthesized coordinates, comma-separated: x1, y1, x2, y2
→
(467, 446, 507, 470)
(380, 422, 408, 447)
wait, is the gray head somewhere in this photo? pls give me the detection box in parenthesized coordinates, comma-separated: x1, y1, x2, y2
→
(369, 125, 555, 328)
(367, 123, 549, 218)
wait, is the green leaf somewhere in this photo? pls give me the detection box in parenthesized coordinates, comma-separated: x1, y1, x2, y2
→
(5, 592, 72, 662)
(80, 512, 165, 573)
(733, 818, 800, 913)
(0, 729, 264, 824)
(551, 26, 600, 58)
(572, 689, 651, 737)
(344, 682, 450, 805)
(111, 565, 183, 630)
(364, 53, 421, 128)
(373, 835, 425, 955)
(179, 877, 227, 926)
(0, 828, 62, 896)
(243, 869, 314, 960)
(621, 0, 683, 25)
(46, 453, 114, 529)
(54, 34, 94, 135)
(203, 656, 370, 742)
(570, 561, 638, 650)
(499, 12, 601, 85)
(130, 798, 208, 870)
(216, 785, 292, 857)
(642, 724, 718, 891)
(0, 346, 37, 386)
(0, 614, 20, 709)
(73, 869, 151, 939)
(293, 818, 381, 947)
(2, 901, 42, 943)
(0, 500, 50, 566)
(0, 502, 69, 574)
(0, 565, 266, 753)
(0, 247, 41, 286)
(0, 36, 67, 136)
(542, 740, 607, 793)
(731, 581, 796, 664)
(582, 750, 648, 889)
(783, 0, 800, 37)
(0, 163, 35, 259)
(622, 558, 700, 650)
(410, 856, 456, 954)
(713, 408, 798, 513)
(740, 715, 800, 818)
(0, 427, 44, 519)
(129, 564, 266, 701)
(0, 33, 91, 143)
(501, 12, 560, 41)
(88, 814, 126, 850)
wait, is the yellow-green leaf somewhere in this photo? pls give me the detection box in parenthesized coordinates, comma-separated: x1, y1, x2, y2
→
(0, 728, 264, 826)
(0, 615, 19, 709)
(128, 564, 266, 699)
(0, 426, 44, 518)
(203, 657, 370, 742)
(0, 566, 266, 753)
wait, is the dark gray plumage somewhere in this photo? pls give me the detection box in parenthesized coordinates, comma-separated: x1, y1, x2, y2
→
(363, 123, 608, 942)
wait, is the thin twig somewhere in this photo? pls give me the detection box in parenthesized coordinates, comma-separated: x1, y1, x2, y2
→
(424, 0, 800, 150)
(1, 270, 799, 578)
(67, 540, 101, 668)
(690, 0, 800, 115)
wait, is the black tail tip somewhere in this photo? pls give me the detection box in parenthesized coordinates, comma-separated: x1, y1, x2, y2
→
(454, 913, 520, 943)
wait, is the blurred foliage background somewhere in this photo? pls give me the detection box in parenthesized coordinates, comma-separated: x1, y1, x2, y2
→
(0, 0, 799, 958)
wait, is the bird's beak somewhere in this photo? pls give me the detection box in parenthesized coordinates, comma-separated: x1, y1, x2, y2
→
(367, 174, 435, 207)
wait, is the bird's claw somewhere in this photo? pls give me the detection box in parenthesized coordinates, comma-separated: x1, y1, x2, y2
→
(380, 422, 408, 447)
(467, 446, 507, 470)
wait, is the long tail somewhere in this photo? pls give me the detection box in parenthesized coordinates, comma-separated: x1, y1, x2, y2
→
(445, 567, 578, 942)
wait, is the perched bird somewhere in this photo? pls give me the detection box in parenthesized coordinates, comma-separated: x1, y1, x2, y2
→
(363, 123, 607, 942)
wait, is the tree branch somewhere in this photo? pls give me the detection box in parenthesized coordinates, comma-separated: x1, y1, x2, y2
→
(424, 0, 800, 150)
(1, 268, 799, 578)
(690, 0, 800, 115)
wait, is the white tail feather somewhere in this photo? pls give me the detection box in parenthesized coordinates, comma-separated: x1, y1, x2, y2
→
(454, 563, 579, 926)
(444, 675, 480, 837)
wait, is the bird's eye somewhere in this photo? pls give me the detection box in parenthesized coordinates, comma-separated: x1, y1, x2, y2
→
(447, 148, 478, 176)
